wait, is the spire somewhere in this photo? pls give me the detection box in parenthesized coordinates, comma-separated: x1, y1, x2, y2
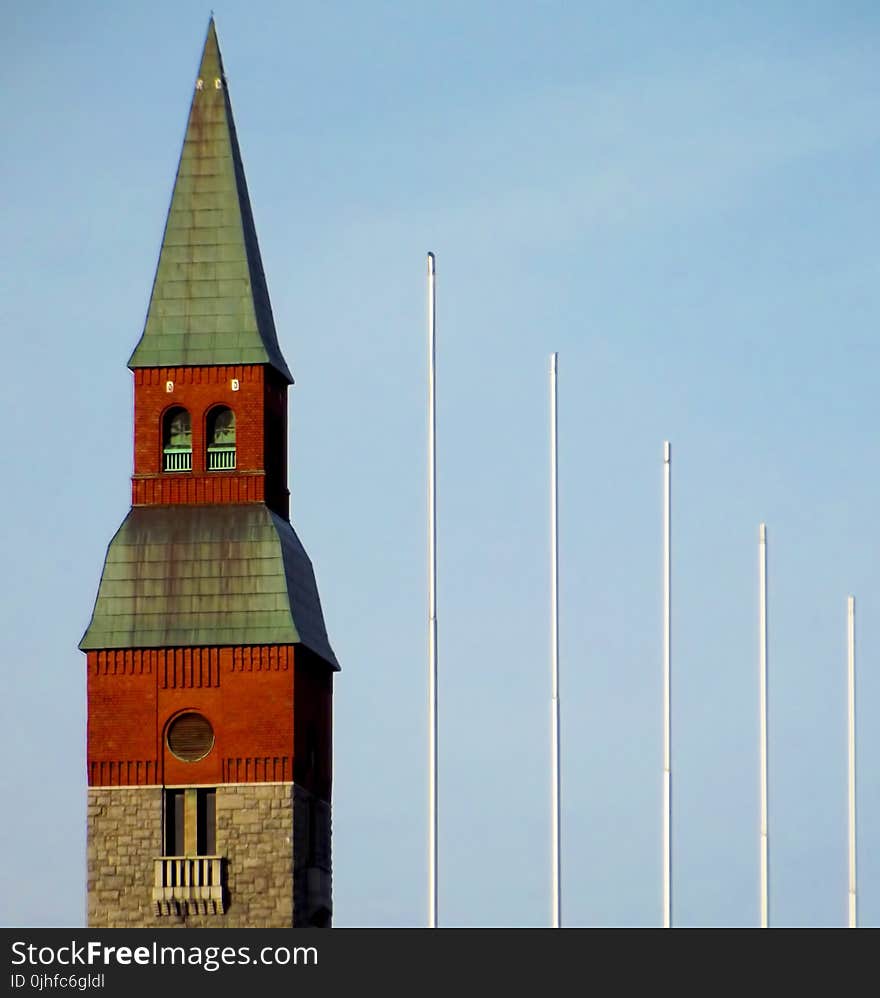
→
(129, 19, 293, 382)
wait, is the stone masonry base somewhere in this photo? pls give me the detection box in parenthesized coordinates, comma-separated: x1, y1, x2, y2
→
(87, 783, 330, 928)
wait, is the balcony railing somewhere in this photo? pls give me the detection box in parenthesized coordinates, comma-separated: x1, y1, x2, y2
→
(207, 446, 236, 471)
(152, 856, 225, 916)
(163, 448, 192, 473)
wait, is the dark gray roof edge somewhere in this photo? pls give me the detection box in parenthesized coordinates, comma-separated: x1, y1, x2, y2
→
(271, 512, 340, 672)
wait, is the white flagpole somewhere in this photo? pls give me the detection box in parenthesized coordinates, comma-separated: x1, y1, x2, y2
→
(662, 442, 672, 928)
(847, 595, 857, 928)
(759, 523, 769, 928)
(427, 252, 438, 928)
(550, 352, 561, 928)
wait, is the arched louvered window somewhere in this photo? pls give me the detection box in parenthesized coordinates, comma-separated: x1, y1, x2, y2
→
(206, 406, 236, 471)
(162, 407, 192, 472)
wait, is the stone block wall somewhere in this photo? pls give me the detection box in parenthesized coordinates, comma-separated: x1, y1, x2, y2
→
(88, 786, 162, 927)
(88, 783, 331, 928)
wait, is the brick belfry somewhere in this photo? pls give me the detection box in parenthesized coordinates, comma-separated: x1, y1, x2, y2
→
(79, 19, 339, 928)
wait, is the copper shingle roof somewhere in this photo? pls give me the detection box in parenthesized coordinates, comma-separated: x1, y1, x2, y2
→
(128, 20, 293, 382)
(79, 504, 338, 670)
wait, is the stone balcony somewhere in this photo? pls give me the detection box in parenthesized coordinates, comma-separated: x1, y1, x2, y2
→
(152, 856, 226, 916)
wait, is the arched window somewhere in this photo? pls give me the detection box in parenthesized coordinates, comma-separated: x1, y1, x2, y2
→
(206, 406, 236, 471)
(162, 407, 192, 472)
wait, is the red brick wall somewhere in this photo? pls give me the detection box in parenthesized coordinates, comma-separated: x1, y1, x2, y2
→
(86, 646, 332, 795)
(131, 473, 266, 506)
(132, 365, 289, 517)
(88, 651, 158, 785)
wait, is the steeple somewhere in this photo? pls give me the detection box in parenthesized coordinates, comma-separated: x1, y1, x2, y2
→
(128, 19, 292, 382)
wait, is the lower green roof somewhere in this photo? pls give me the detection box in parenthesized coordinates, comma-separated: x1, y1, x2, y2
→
(79, 504, 338, 670)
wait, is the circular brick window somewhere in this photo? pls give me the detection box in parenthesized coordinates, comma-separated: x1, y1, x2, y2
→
(167, 712, 214, 762)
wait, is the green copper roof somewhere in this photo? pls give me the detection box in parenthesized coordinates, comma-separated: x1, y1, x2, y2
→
(128, 20, 293, 382)
(79, 504, 338, 669)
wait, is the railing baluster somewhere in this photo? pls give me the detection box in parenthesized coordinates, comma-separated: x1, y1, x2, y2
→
(163, 449, 192, 472)
(154, 856, 224, 912)
(207, 448, 236, 471)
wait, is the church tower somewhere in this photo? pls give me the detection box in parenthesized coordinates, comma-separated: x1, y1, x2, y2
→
(80, 20, 339, 928)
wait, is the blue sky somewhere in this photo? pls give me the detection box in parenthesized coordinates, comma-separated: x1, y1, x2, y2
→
(1, 0, 879, 927)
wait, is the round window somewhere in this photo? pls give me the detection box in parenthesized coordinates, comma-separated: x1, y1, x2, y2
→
(167, 712, 214, 762)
